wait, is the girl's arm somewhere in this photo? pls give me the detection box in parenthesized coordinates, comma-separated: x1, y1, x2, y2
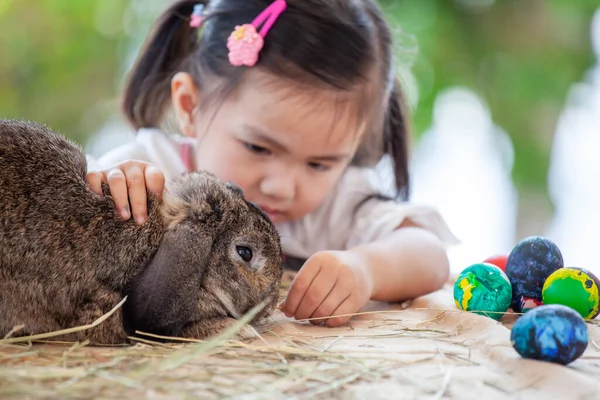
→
(281, 221, 450, 327)
(349, 222, 450, 303)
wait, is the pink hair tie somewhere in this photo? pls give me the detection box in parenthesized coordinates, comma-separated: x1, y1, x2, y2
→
(190, 4, 205, 28)
(227, 0, 287, 67)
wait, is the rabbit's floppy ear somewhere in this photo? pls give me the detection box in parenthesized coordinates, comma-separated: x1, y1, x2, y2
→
(123, 224, 213, 338)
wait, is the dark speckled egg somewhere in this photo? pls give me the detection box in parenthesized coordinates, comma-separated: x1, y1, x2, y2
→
(511, 304, 588, 365)
(505, 236, 564, 313)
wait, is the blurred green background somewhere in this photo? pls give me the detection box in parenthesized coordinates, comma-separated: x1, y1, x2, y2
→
(0, 0, 598, 237)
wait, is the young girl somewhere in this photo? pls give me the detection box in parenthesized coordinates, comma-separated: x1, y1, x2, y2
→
(86, 0, 458, 328)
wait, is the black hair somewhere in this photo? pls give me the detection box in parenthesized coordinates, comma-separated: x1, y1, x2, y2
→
(122, 0, 411, 200)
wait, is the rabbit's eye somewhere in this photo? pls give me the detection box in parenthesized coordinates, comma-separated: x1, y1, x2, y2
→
(236, 246, 253, 262)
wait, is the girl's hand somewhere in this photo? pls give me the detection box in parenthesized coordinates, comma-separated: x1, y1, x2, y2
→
(280, 251, 373, 327)
(86, 160, 165, 224)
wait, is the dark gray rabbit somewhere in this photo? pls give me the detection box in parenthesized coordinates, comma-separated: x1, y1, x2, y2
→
(0, 119, 283, 345)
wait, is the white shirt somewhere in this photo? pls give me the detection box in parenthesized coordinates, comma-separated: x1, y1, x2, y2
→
(87, 128, 459, 260)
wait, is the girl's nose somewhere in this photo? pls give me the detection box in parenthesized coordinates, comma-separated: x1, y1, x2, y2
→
(260, 172, 296, 202)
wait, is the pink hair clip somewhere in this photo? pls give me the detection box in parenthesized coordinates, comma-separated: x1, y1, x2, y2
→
(226, 0, 287, 67)
(190, 4, 205, 28)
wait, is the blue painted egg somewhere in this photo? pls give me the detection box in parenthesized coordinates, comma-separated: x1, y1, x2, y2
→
(511, 304, 588, 365)
(505, 236, 564, 313)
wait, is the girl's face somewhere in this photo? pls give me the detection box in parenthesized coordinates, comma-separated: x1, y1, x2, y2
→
(180, 70, 363, 224)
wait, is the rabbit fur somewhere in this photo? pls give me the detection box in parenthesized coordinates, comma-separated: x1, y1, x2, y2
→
(0, 119, 283, 345)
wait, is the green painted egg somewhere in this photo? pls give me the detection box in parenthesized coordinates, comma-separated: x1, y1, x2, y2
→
(542, 267, 600, 320)
(453, 263, 512, 320)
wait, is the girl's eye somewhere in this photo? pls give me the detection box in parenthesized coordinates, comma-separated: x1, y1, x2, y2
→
(244, 142, 271, 155)
(308, 162, 331, 172)
(236, 246, 253, 262)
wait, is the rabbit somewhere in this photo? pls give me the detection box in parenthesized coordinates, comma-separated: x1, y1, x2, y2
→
(0, 119, 283, 345)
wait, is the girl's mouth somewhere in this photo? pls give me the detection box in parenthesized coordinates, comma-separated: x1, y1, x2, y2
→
(259, 206, 283, 223)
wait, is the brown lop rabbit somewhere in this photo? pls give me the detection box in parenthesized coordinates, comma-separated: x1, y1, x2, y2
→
(0, 119, 283, 345)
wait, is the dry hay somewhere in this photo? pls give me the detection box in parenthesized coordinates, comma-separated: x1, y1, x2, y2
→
(2, 274, 600, 399)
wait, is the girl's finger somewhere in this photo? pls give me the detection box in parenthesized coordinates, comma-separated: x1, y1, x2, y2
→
(294, 268, 339, 322)
(281, 262, 321, 318)
(85, 171, 104, 196)
(145, 166, 165, 199)
(106, 168, 130, 220)
(308, 281, 351, 325)
(325, 294, 357, 327)
(124, 165, 148, 224)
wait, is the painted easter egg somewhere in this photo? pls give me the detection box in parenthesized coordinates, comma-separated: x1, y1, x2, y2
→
(542, 267, 600, 320)
(511, 304, 588, 365)
(453, 263, 512, 320)
(505, 236, 564, 313)
(483, 254, 508, 272)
